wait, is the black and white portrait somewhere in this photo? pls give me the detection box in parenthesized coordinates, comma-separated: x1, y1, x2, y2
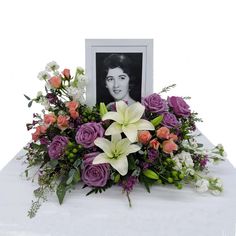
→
(85, 39, 153, 106)
(96, 53, 142, 105)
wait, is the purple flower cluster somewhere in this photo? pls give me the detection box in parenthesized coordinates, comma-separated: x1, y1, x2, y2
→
(148, 148, 158, 162)
(143, 93, 168, 114)
(48, 135, 69, 159)
(81, 152, 110, 187)
(120, 176, 138, 193)
(46, 93, 58, 104)
(75, 122, 104, 148)
(162, 112, 180, 128)
(168, 96, 190, 117)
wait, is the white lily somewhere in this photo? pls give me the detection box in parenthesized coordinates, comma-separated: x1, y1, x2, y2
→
(93, 134, 141, 175)
(102, 101, 154, 143)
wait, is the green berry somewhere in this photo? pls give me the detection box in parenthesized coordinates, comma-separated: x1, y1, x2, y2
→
(68, 142, 74, 147)
(156, 179, 162, 184)
(69, 153, 75, 159)
(179, 173, 184, 180)
(177, 183, 183, 189)
(167, 177, 174, 183)
(171, 171, 178, 177)
(72, 148, 78, 153)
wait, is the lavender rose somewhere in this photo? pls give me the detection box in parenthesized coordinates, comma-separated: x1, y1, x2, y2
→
(82, 152, 110, 187)
(75, 122, 104, 148)
(162, 112, 180, 128)
(168, 96, 191, 117)
(143, 93, 168, 114)
(48, 135, 69, 159)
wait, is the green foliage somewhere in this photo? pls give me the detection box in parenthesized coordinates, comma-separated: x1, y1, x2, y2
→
(151, 115, 163, 127)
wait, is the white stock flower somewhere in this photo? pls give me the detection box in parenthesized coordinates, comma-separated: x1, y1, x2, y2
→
(102, 101, 154, 143)
(210, 190, 221, 196)
(173, 151, 194, 170)
(195, 179, 209, 193)
(40, 97, 50, 110)
(45, 61, 59, 72)
(173, 157, 182, 171)
(186, 168, 195, 176)
(76, 75, 88, 88)
(93, 134, 141, 175)
(66, 86, 85, 102)
(37, 71, 51, 80)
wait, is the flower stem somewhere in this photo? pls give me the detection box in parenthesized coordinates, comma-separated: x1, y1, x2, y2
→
(126, 192, 132, 207)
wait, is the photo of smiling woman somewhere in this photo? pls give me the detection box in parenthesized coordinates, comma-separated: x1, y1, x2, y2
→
(96, 53, 142, 107)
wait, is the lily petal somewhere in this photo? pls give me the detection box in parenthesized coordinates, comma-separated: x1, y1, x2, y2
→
(92, 153, 109, 165)
(124, 102, 145, 124)
(127, 144, 141, 155)
(102, 111, 123, 124)
(111, 133, 122, 143)
(116, 101, 128, 117)
(122, 124, 138, 143)
(108, 155, 128, 176)
(94, 138, 113, 157)
(116, 138, 131, 155)
(105, 122, 122, 136)
(135, 119, 155, 131)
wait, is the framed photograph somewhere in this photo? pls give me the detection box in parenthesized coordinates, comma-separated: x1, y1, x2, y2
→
(85, 39, 153, 106)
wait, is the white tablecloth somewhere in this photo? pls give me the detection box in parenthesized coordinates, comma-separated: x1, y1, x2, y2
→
(0, 135, 236, 236)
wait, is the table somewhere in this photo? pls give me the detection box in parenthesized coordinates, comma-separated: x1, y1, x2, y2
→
(0, 134, 236, 236)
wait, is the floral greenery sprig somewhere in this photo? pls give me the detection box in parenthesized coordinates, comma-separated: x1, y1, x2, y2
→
(21, 62, 225, 218)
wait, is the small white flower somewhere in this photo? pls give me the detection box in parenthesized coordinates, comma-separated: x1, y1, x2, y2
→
(195, 179, 209, 193)
(173, 157, 182, 171)
(173, 151, 194, 169)
(186, 168, 195, 176)
(215, 178, 223, 188)
(210, 190, 221, 196)
(76, 75, 88, 88)
(37, 71, 51, 80)
(36, 91, 43, 98)
(76, 66, 84, 75)
(45, 61, 59, 72)
(66, 86, 85, 102)
(40, 98, 50, 110)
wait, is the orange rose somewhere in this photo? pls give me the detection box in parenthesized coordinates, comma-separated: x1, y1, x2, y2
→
(32, 126, 41, 142)
(62, 68, 70, 79)
(156, 127, 170, 139)
(69, 110, 79, 119)
(138, 131, 152, 144)
(39, 125, 47, 134)
(149, 139, 160, 150)
(162, 139, 178, 154)
(49, 76, 62, 89)
(44, 113, 57, 126)
(169, 133, 178, 141)
(66, 101, 79, 111)
(57, 115, 69, 131)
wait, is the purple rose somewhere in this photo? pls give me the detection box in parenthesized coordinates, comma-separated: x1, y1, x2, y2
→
(162, 112, 180, 128)
(48, 135, 69, 159)
(143, 93, 168, 114)
(168, 96, 191, 117)
(82, 152, 110, 187)
(75, 122, 104, 148)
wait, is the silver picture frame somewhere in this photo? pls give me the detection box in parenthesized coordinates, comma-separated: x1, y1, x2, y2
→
(85, 39, 153, 106)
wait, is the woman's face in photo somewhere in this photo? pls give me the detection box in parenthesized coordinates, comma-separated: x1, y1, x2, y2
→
(105, 67, 130, 101)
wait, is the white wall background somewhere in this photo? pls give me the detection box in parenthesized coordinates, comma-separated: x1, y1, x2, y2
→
(0, 0, 235, 170)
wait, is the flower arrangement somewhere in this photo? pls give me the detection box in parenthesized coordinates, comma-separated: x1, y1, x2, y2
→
(22, 61, 225, 218)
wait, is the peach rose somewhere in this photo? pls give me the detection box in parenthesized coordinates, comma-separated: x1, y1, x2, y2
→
(39, 125, 47, 134)
(66, 101, 79, 111)
(62, 68, 70, 79)
(49, 76, 62, 89)
(69, 110, 79, 119)
(156, 127, 170, 139)
(162, 139, 178, 154)
(32, 126, 41, 142)
(57, 115, 69, 131)
(138, 131, 152, 144)
(169, 133, 178, 141)
(149, 139, 160, 150)
(44, 113, 57, 126)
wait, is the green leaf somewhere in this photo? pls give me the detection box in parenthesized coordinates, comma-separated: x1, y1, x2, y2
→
(49, 160, 58, 168)
(56, 183, 66, 205)
(151, 115, 163, 127)
(143, 169, 159, 180)
(99, 102, 108, 118)
(114, 174, 120, 183)
(73, 159, 82, 168)
(24, 94, 31, 100)
(28, 100, 33, 108)
(73, 170, 80, 183)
